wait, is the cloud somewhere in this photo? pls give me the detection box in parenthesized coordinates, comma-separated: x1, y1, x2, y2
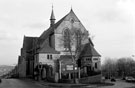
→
(0, 0, 134, 65)
(92, 0, 135, 24)
(22, 22, 46, 29)
(0, 30, 19, 41)
(95, 7, 127, 23)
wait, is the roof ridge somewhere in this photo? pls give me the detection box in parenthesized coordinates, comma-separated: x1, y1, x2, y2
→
(25, 36, 38, 38)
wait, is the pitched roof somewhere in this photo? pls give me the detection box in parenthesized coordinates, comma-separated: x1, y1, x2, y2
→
(37, 38, 60, 54)
(22, 36, 38, 60)
(59, 55, 75, 62)
(23, 36, 38, 51)
(22, 36, 59, 55)
(39, 9, 79, 39)
(89, 38, 94, 46)
(40, 14, 67, 39)
(80, 42, 101, 57)
(39, 9, 81, 48)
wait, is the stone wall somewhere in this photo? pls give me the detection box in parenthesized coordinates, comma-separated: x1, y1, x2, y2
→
(54, 12, 89, 52)
(18, 57, 26, 77)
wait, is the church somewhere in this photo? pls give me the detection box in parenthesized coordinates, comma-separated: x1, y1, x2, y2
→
(18, 7, 101, 83)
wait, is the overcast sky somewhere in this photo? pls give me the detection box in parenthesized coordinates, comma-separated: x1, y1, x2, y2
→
(0, 0, 134, 65)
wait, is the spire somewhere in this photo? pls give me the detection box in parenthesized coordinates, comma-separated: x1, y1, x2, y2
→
(50, 5, 55, 27)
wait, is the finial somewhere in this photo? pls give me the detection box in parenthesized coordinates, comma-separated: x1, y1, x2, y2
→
(50, 3, 55, 20)
(70, 5, 73, 12)
(52, 3, 53, 9)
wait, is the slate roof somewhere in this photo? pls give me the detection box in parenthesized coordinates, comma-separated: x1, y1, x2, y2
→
(59, 55, 75, 60)
(37, 38, 60, 54)
(22, 36, 38, 60)
(37, 12, 68, 53)
(88, 38, 94, 46)
(39, 8, 81, 39)
(80, 42, 101, 57)
(23, 36, 38, 51)
(40, 14, 67, 39)
(39, 9, 79, 46)
(59, 55, 75, 63)
(22, 36, 60, 54)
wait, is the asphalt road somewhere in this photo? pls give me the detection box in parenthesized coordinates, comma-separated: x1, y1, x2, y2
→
(1, 78, 135, 88)
(0, 78, 92, 88)
(98, 80, 135, 88)
(0, 79, 46, 88)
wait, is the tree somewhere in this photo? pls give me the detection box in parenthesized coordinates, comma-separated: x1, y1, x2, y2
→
(117, 57, 135, 77)
(102, 57, 135, 78)
(102, 57, 117, 78)
(62, 28, 89, 63)
(60, 27, 89, 83)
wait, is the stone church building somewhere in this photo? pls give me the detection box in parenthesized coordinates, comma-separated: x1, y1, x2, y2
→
(18, 8, 101, 83)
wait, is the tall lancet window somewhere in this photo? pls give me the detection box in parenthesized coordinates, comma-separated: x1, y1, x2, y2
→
(63, 29, 71, 51)
(76, 30, 82, 52)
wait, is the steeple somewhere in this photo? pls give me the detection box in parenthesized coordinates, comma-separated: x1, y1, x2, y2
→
(50, 5, 55, 27)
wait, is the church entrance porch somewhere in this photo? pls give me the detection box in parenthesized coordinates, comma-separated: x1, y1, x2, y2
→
(34, 64, 53, 81)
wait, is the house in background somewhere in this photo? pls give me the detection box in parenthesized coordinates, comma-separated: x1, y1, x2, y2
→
(17, 8, 101, 83)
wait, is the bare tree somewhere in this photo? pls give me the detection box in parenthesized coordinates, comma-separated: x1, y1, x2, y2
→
(102, 57, 117, 78)
(102, 57, 135, 79)
(60, 27, 89, 82)
(61, 28, 89, 63)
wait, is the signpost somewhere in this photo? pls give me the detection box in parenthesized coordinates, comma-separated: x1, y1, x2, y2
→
(66, 65, 73, 70)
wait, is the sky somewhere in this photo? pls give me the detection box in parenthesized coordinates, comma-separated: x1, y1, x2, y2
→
(0, 0, 134, 65)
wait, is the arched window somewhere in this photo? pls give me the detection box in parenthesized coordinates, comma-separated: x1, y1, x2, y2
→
(75, 30, 82, 51)
(63, 29, 70, 50)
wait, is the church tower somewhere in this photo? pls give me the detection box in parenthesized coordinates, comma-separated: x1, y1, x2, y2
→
(50, 6, 55, 27)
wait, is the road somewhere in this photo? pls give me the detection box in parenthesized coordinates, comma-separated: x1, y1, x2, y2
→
(0, 79, 89, 88)
(0, 79, 46, 88)
(98, 80, 135, 88)
(1, 78, 135, 88)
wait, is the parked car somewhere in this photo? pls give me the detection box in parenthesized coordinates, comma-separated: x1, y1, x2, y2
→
(125, 76, 135, 82)
(110, 77, 116, 82)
